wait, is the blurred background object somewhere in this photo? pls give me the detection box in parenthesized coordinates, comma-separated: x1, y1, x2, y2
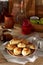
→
(0, 0, 9, 22)
(4, 14, 14, 29)
(35, 0, 43, 17)
(11, 0, 26, 25)
(24, 0, 35, 18)
(9, 0, 35, 18)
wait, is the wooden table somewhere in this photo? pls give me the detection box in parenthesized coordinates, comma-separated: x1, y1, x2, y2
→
(0, 25, 43, 65)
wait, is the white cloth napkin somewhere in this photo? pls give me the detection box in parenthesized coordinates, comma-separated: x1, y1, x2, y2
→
(7, 56, 38, 64)
(1, 49, 38, 65)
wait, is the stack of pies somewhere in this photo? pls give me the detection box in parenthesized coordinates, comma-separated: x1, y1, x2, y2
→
(5, 38, 35, 56)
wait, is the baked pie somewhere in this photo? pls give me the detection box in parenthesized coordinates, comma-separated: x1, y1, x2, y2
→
(27, 43, 35, 49)
(17, 42, 26, 48)
(9, 39, 21, 45)
(5, 38, 36, 56)
(22, 48, 31, 56)
(13, 47, 22, 55)
(5, 43, 17, 50)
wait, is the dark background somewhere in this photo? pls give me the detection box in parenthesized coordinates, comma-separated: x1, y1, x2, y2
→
(0, 1, 9, 14)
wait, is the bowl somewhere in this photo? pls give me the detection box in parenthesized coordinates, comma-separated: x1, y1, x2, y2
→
(30, 16, 43, 32)
(32, 24, 43, 32)
(0, 36, 38, 58)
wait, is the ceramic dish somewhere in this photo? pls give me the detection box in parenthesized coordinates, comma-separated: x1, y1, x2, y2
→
(0, 35, 43, 64)
(0, 36, 38, 58)
(5, 42, 37, 58)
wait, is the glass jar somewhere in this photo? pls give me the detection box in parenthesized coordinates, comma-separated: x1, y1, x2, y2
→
(11, 0, 20, 21)
(22, 18, 33, 35)
(11, 0, 26, 25)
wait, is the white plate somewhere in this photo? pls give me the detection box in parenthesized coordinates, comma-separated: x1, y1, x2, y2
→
(0, 41, 37, 58)
(0, 37, 38, 64)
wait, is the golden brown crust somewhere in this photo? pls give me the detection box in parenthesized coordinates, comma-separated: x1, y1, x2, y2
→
(22, 48, 31, 56)
(17, 42, 26, 48)
(5, 43, 17, 50)
(27, 43, 35, 49)
(13, 47, 22, 55)
(9, 39, 21, 45)
(5, 38, 35, 56)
